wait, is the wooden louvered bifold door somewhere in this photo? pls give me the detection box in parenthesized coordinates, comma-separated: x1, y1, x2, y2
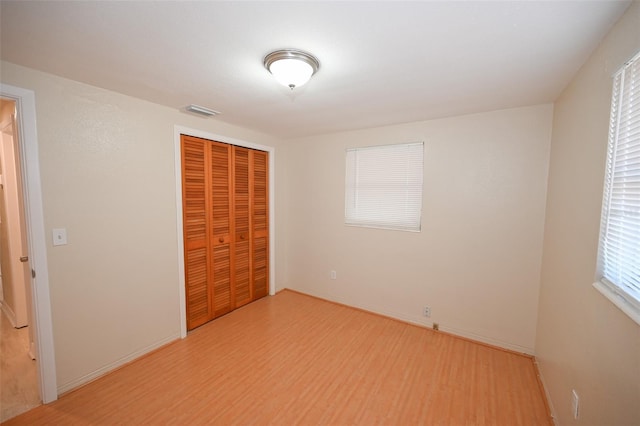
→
(210, 142, 233, 317)
(182, 135, 269, 331)
(252, 150, 269, 299)
(182, 136, 213, 330)
(233, 147, 252, 308)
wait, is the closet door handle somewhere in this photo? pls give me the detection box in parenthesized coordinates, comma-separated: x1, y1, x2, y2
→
(218, 237, 224, 243)
(20, 256, 29, 262)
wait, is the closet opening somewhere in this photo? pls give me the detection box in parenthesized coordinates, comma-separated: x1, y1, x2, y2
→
(180, 134, 270, 331)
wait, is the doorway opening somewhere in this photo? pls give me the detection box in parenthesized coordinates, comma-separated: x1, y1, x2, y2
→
(0, 84, 57, 411)
(0, 98, 39, 421)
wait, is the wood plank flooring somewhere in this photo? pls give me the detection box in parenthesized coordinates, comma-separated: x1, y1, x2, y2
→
(0, 310, 40, 422)
(4, 290, 552, 425)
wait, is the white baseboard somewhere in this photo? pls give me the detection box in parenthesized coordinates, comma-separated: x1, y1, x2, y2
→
(0, 301, 17, 327)
(57, 333, 180, 395)
(534, 360, 559, 425)
(289, 287, 535, 355)
(437, 324, 534, 355)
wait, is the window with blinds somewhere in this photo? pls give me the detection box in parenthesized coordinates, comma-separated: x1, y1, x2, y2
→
(345, 142, 423, 232)
(595, 50, 640, 325)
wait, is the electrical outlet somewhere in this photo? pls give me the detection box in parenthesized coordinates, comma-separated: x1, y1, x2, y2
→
(330, 270, 337, 280)
(572, 389, 579, 419)
(423, 306, 431, 317)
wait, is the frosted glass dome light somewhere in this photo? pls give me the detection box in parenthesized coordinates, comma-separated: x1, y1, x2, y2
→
(264, 49, 320, 90)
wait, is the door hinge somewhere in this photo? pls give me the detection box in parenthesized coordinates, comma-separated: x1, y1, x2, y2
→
(31, 269, 36, 279)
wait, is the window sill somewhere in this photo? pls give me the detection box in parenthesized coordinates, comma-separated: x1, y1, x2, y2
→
(592, 280, 640, 327)
(344, 222, 421, 232)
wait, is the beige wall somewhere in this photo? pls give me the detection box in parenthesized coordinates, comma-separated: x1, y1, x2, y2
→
(0, 61, 283, 392)
(536, 2, 640, 425)
(280, 104, 553, 353)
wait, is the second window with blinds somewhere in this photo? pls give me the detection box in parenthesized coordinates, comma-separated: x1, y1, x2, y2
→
(594, 50, 640, 325)
(345, 142, 424, 232)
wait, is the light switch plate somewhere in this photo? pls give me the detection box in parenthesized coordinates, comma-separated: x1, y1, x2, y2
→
(52, 228, 67, 246)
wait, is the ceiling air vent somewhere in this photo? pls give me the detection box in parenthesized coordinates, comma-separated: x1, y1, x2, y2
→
(184, 104, 220, 118)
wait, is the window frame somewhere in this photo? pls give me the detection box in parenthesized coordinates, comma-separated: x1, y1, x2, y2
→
(593, 50, 640, 326)
(344, 141, 424, 232)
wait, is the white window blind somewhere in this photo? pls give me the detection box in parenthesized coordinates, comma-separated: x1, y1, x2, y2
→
(596, 50, 640, 324)
(345, 142, 423, 232)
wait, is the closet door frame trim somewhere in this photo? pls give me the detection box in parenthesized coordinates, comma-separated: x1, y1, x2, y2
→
(174, 126, 275, 338)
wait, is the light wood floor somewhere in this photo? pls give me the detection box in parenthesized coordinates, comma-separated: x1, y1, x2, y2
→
(0, 310, 40, 422)
(4, 290, 552, 425)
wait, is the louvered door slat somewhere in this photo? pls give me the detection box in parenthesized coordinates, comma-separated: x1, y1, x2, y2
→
(210, 142, 233, 316)
(252, 150, 269, 299)
(186, 247, 209, 328)
(183, 142, 207, 242)
(213, 245, 232, 316)
(234, 147, 251, 307)
(235, 241, 251, 302)
(211, 144, 231, 237)
(252, 237, 268, 299)
(181, 136, 213, 330)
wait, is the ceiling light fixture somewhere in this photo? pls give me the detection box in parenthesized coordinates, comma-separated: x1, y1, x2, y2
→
(264, 49, 320, 90)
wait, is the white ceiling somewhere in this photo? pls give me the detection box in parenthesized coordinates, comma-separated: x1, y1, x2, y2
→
(0, 1, 631, 139)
